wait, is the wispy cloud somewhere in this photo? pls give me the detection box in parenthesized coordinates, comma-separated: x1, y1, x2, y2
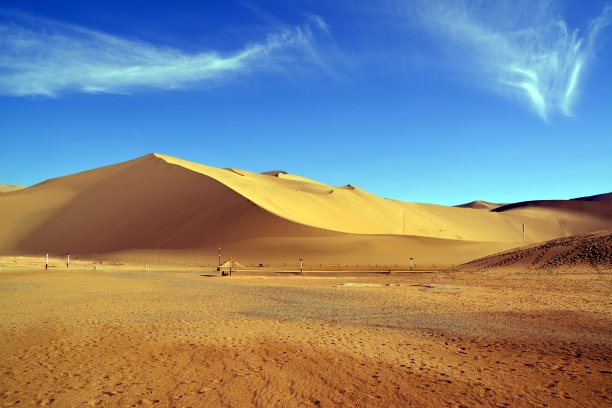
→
(406, 1, 612, 120)
(0, 10, 328, 97)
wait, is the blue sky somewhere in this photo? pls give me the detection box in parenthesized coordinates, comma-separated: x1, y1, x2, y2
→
(1, 0, 610, 205)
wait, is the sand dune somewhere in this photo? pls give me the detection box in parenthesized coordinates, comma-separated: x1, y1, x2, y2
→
(0, 185, 25, 193)
(453, 229, 612, 272)
(157, 154, 528, 240)
(571, 192, 612, 202)
(1, 153, 610, 265)
(0, 154, 337, 254)
(154, 154, 612, 243)
(454, 200, 505, 210)
(492, 196, 612, 238)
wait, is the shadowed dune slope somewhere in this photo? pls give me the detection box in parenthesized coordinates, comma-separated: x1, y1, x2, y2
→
(452, 229, 612, 272)
(492, 195, 612, 238)
(1, 153, 611, 256)
(571, 192, 612, 202)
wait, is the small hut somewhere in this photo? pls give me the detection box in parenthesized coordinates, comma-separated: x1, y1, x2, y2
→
(219, 257, 244, 276)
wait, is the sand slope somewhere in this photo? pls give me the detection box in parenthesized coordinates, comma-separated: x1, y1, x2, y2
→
(155, 154, 612, 242)
(492, 196, 612, 239)
(0, 185, 25, 193)
(1, 153, 611, 262)
(454, 200, 505, 210)
(160, 154, 518, 240)
(571, 192, 612, 202)
(453, 229, 612, 272)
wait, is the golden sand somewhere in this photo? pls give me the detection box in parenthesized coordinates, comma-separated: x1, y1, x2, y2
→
(1, 155, 610, 407)
(1, 258, 610, 407)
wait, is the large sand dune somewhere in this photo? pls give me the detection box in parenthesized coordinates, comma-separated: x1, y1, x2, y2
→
(1, 153, 610, 265)
(0, 154, 337, 254)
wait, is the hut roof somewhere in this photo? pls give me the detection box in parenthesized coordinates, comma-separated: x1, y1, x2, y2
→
(219, 258, 244, 268)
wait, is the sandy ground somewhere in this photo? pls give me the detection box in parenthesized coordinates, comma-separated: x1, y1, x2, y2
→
(0, 259, 610, 407)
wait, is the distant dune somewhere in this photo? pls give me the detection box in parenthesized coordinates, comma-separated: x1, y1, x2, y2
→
(0, 185, 26, 193)
(491, 195, 612, 239)
(454, 200, 505, 210)
(570, 192, 612, 202)
(452, 229, 612, 272)
(0, 153, 610, 265)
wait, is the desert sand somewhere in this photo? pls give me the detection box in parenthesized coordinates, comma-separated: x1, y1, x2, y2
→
(455, 229, 612, 272)
(0, 256, 610, 407)
(454, 200, 505, 210)
(0, 185, 25, 194)
(1, 154, 611, 407)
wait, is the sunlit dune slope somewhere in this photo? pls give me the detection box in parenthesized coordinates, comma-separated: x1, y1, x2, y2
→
(452, 229, 612, 272)
(157, 154, 611, 242)
(0, 153, 611, 256)
(454, 200, 505, 210)
(0, 185, 26, 193)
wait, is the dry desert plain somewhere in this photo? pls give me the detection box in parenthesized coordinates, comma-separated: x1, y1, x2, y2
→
(0, 257, 610, 407)
(1, 154, 611, 407)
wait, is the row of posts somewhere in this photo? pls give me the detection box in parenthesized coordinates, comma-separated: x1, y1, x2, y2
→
(41, 251, 415, 272)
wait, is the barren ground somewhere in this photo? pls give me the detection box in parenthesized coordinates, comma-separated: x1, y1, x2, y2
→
(1, 260, 610, 407)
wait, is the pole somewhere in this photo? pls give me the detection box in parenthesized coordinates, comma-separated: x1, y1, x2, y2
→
(410, 257, 413, 271)
(218, 248, 221, 267)
(300, 258, 303, 274)
(45, 253, 48, 270)
(522, 223, 526, 242)
(67, 252, 70, 268)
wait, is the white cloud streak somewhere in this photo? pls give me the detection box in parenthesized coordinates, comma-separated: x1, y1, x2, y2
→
(408, 1, 612, 120)
(0, 11, 328, 97)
